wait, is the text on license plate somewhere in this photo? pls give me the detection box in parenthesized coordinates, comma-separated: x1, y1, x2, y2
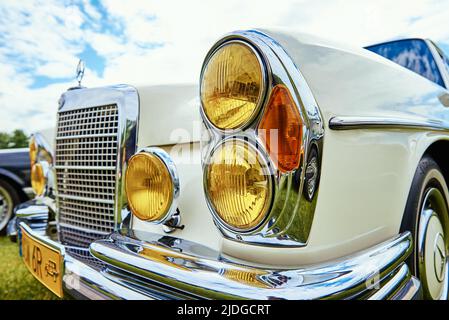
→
(21, 227, 63, 298)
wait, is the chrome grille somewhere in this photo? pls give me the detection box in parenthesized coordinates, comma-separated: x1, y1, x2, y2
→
(55, 104, 119, 248)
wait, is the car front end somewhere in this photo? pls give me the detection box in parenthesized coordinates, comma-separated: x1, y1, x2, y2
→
(11, 29, 423, 300)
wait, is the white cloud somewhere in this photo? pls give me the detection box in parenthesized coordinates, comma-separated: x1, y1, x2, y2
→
(0, 0, 449, 134)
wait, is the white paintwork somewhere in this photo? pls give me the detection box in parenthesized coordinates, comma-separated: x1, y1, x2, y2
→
(135, 84, 200, 147)
(131, 29, 449, 266)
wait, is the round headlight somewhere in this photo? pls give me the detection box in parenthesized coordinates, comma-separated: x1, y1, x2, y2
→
(125, 152, 174, 222)
(29, 135, 37, 166)
(200, 42, 265, 130)
(31, 163, 45, 196)
(205, 140, 272, 231)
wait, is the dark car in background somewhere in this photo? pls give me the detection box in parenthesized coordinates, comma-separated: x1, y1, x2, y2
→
(0, 148, 32, 233)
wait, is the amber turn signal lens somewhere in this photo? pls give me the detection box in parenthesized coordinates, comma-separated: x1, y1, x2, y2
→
(258, 85, 303, 173)
(201, 42, 264, 130)
(29, 135, 37, 166)
(206, 140, 271, 230)
(125, 153, 173, 222)
(31, 163, 45, 196)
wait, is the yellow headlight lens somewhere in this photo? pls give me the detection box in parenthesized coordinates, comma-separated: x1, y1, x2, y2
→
(206, 140, 271, 230)
(31, 163, 45, 196)
(201, 42, 264, 130)
(29, 135, 37, 166)
(125, 153, 173, 222)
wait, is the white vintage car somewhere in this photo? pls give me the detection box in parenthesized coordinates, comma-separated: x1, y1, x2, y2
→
(10, 29, 449, 300)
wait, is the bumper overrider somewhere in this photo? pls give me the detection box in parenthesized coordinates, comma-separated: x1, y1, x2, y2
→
(12, 201, 422, 300)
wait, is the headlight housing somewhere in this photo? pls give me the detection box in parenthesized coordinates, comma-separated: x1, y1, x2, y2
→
(205, 139, 272, 231)
(125, 149, 179, 223)
(199, 32, 324, 246)
(200, 42, 265, 130)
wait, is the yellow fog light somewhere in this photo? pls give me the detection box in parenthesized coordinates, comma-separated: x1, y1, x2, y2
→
(205, 140, 272, 231)
(125, 151, 174, 222)
(29, 135, 37, 166)
(201, 42, 265, 130)
(31, 163, 45, 196)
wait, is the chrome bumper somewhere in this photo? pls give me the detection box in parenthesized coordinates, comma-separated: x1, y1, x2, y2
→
(14, 202, 422, 300)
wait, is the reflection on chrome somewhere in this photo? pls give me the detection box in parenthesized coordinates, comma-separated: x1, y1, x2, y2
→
(90, 230, 414, 299)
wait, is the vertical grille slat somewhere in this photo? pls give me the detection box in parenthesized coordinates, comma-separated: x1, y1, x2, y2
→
(56, 104, 119, 248)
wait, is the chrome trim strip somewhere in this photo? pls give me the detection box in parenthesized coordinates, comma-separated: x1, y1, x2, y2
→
(329, 116, 449, 131)
(368, 264, 410, 300)
(55, 133, 117, 140)
(57, 194, 115, 205)
(54, 166, 116, 170)
(391, 276, 422, 300)
(15, 204, 48, 217)
(58, 222, 111, 236)
(90, 231, 413, 300)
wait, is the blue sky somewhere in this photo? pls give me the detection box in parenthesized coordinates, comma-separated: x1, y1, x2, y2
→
(1, 0, 449, 133)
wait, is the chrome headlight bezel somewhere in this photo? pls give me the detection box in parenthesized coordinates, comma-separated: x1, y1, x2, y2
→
(203, 137, 275, 234)
(199, 40, 268, 132)
(125, 147, 180, 226)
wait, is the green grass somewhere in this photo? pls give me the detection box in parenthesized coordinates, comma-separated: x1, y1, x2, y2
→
(0, 236, 59, 300)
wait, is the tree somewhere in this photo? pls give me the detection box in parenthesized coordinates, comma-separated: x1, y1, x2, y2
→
(0, 130, 29, 149)
(0, 132, 9, 149)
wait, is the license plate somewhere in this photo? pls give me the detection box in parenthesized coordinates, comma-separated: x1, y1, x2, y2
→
(21, 227, 64, 298)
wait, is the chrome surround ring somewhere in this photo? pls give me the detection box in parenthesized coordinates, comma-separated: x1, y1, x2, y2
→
(127, 147, 180, 226)
(200, 40, 268, 133)
(203, 137, 274, 233)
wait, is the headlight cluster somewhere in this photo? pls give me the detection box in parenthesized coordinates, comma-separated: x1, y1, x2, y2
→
(200, 38, 306, 234)
(125, 33, 320, 244)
